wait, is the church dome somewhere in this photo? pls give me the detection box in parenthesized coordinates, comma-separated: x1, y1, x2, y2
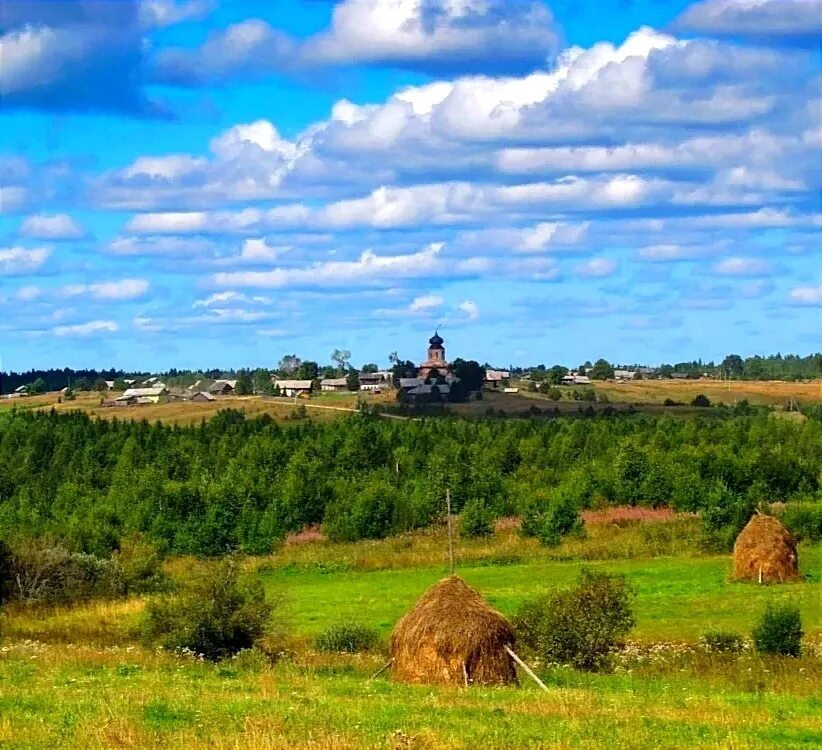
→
(429, 331, 444, 347)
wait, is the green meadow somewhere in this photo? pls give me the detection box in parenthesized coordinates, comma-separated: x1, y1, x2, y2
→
(1, 532, 820, 749)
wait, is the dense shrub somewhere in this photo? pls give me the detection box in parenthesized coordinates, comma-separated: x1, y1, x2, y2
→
(780, 502, 822, 542)
(513, 569, 635, 671)
(691, 394, 711, 407)
(459, 499, 494, 537)
(752, 603, 803, 657)
(7, 538, 120, 604)
(700, 629, 745, 653)
(314, 622, 379, 653)
(142, 558, 272, 661)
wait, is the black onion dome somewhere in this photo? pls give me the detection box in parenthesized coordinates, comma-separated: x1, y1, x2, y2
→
(429, 331, 444, 347)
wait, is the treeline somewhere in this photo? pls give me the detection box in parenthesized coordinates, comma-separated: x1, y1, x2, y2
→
(0, 369, 134, 395)
(0, 409, 820, 557)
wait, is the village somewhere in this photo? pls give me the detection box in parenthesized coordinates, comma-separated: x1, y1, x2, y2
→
(2, 330, 691, 407)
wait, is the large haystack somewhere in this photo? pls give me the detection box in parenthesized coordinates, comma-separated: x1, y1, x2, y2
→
(390, 576, 517, 686)
(733, 514, 800, 583)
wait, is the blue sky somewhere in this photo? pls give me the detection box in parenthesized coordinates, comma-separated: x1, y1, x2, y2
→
(1, 0, 820, 372)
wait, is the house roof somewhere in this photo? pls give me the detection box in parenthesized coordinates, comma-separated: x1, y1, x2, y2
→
(208, 379, 237, 392)
(191, 391, 215, 401)
(276, 380, 313, 390)
(485, 370, 510, 381)
(321, 377, 349, 387)
(13, 385, 27, 393)
(117, 386, 167, 400)
(399, 377, 425, 389)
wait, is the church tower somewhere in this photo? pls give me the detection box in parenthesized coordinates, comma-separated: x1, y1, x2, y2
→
(418, 331, 446, 380)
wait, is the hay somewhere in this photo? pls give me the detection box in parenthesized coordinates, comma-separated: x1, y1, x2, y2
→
(390, 575, 517, 686)
(732, 514, 800, 583)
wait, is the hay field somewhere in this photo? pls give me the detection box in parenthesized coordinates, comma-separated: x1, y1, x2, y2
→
(2, 521, 820, 749)
(595, 378, 822, 406)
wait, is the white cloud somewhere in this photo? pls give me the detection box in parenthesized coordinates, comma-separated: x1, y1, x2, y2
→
(19, 213, 84, 240)
(408, 294, 445, 313)
(575, 258, 618, 278)
(15, 285, 41, 302)
(60, 279, 150, 301)
(303, 0, 558, 70)
(213, 242, 446, 289)
(457, 300, 480, 322)
(140, 0, 215, 29)
(638, 244, 711, 262)
(53, 320, 119, 337)
(788, 283, 822, 305)
(193, 291, 271, 308)
(675, 0, 822, 38)
(0, 246, 50, 275)
(152, 0, 559, 83)
(712, 257, 771, 276)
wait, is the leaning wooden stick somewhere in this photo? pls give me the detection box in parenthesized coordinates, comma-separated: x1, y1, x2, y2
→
(369, 659, 393, 682)
(504, 645, 549, 692)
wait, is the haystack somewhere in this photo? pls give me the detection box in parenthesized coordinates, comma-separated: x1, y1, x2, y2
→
(733, 514, 800, 583)
(390, 576, 517, 686)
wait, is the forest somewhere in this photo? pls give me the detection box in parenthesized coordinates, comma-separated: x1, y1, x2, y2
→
(0, 408, 820, 558)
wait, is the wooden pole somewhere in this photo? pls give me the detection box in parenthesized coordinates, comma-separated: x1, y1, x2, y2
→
(446, 488, 454, 576)
(504, 645, 548, 692)
(368, 659, 393, 682)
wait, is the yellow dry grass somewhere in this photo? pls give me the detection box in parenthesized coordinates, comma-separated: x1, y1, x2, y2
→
(595, 378, 822, 406)
(0, 391, 395, 426)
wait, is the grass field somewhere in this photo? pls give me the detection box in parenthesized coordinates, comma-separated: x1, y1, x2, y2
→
(1, 519, 820, 749)
(0, 390, 396, 427)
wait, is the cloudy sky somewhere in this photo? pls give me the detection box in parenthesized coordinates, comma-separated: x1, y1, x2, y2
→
(1, 0, 820, 371)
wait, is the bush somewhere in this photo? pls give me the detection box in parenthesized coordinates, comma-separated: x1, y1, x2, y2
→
(545, 387, 562, 401)
(513, 569, 635, 672)
(691, 394, 711, 407)
(780, 502, 822, 543)
(459, 499, 494, 537)
(7, 538, 120, 604)
(142, 557, 273, 661)
(539, 497, 584, 547)
(314, 621, 379, 653)
(112, 533, 170, 595)
(752, 603, 802, 657)
(700, 629, 745, 653)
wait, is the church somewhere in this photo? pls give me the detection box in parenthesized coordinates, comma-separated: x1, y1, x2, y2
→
(417, 331, 448, 381)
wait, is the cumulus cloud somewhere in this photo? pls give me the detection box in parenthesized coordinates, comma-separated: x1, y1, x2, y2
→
(457, 300, 480, 322)
(53, 320, 119, 337)
(0, 246, 51, 275)
(674, 0, 822, 42)
(213, 242, 447, 289)
(712, 256, 772, 276)
(152, 0, 559, 83)
(60, 278, 150, 300)
(408, 294, 445, 313)
(0, 0, 162, 114)
(193, 291, 271, 308)
(19, 213, 85, 240)
(575, 258, 618, 278)
(139, 0, 215, 28)
(788, 283, 822, 305)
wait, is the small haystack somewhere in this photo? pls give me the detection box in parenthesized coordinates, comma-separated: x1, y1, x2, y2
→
(733, 514, 800, 583)
(390, 576, 517, 686)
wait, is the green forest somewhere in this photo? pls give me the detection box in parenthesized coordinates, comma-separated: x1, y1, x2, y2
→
(1, 408, 821, 557)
